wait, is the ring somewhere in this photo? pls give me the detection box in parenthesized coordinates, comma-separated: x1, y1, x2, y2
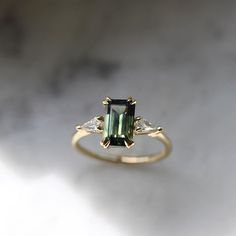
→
(72, 97, 172, 164)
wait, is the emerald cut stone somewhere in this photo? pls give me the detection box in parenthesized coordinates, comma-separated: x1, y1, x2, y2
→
(103, 99, 135, 146)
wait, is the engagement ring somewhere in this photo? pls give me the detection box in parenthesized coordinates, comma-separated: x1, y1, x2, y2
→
(72, 97, 172, 164)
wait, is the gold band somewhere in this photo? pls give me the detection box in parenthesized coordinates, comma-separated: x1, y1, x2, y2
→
(72, 129, 172, 164)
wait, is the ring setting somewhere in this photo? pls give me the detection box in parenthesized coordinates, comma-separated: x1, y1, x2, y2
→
(72, 97, 172, 164)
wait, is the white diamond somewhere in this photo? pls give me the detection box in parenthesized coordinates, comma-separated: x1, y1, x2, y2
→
(135, 118, 157, 134)
(81, 117, 103, 133)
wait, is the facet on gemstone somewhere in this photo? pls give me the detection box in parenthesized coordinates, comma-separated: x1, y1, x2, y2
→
(81, 117, 103, 133)
(102, 98, 135, 147)
(135, 118, 157, 134)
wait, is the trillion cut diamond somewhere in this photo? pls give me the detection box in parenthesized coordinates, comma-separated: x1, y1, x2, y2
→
(81, 117, 103, 133)
(135, 118, 157, 134)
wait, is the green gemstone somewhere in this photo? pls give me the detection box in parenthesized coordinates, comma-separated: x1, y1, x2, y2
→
(103, 99, 135, 146)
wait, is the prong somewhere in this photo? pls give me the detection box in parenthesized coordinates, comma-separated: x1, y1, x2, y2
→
(127, 97, 136, 105)
(100, 138, 110, 148)
(76, 125, 82, 130)
(135, 127, 142, 132)
(124, 139, 135, 149)
(102, 100, 109, 105)
(102, 96, 112, 105)
(135, 116, 142, 121)
(97, 126, 103, 132)
(106, 96, 112, 101)
(96, 116, 104, 121)
(127, 96, 133, 102)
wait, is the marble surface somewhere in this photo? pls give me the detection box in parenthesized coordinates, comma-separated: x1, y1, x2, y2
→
(0, 0, 236, 235)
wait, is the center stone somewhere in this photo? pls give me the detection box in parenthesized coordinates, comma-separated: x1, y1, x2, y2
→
(103, 99, 135, 146)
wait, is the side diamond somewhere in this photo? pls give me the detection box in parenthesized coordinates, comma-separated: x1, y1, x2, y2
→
(81, 117, 103, 133)
(135, 117, 157, 134)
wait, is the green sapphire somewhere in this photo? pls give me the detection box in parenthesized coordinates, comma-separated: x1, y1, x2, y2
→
(103, 98, 135, 147)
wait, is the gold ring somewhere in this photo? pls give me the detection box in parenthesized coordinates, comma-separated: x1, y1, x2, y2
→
(72, 97, 172, 164)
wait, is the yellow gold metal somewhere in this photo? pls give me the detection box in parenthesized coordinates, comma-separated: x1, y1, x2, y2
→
(124, 139, 135, 149)
(72, 128, 172, 164)
(76, 125, 82, 130)
(135, 127, 142, 132)
(97, 116, 104, 121)
(102, 100, 109, 105)
(100, 138, 111, 148)
(106, 96, 112, 101)
(127, 96, 133, 102)
(102, 96, 112, 105)
(127, 96, 136, 105)
(135, 116, 142, 121)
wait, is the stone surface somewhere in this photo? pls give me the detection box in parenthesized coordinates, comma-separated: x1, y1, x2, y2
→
(103, 99, 135, 146)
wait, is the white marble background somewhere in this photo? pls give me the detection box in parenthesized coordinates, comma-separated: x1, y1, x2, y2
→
(0, 0, 236, 236)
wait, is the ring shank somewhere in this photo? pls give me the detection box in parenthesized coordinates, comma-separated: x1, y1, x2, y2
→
(72, 129, 172, 164)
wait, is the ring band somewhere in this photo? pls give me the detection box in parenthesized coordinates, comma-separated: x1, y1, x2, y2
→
(72, 97, 172, 164)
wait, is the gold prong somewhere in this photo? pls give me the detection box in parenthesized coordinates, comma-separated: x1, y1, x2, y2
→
(76, 125, 82, 130)
(127, 97, 136, 105)
(135, 127, 142, 132)
(102, 96, 112, 105)
(135, 116, 142, 121)
(96, 116, 104, 121)
(124, 140, 135, 149)
(127, 96, 133, 102)
(100, 139, 110, 148)
(102, 100, 109, 105)
(97, 126, 103, 132)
